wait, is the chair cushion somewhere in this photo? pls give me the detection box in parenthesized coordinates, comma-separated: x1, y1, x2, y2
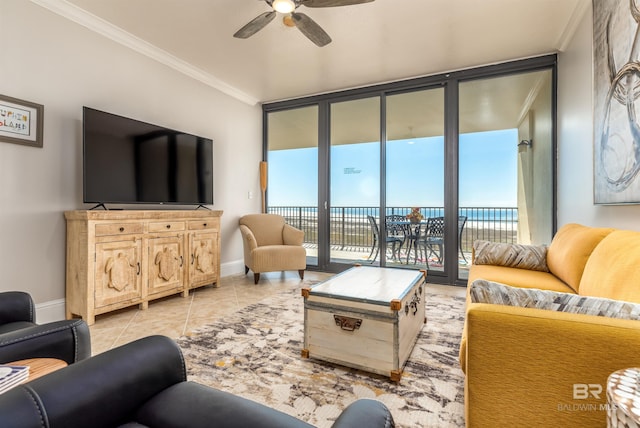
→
(546, 223, 614, 292)
(470, 279, 640, 321)
(251, 245, 307, 273)
(239, 214, 285, 246)
(579, 230, 640, 303)
(473, 240, 549, 272)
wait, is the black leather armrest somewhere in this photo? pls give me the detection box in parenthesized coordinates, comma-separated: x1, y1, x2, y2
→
(331, 399, 395, 428)
(0, 319, 91, 364)
(0, 335, 186, 428)
(135, 382, 314, 428)
(0, 292, 34, 324)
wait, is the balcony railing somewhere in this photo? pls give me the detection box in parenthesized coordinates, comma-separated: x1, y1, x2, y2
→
(268, 206, 518, 256)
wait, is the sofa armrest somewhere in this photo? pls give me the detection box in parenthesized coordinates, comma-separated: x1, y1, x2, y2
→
(0, 335, 185, 428)
(283, 224, 304, 246)
(331, 399, 395, 428)
(0, 292, 34, 324)
(465, 303, 640, 428)
(0, 319, 91, 364)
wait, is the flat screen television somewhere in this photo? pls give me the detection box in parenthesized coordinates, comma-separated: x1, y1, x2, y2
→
(83, 107, 213, 206)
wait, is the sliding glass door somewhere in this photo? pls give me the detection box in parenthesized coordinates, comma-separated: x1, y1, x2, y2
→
(385, 88, 445, 270)
(266, 105, 319, 268)
(328, 97, 380, 266)
(264, 56, 557, 284)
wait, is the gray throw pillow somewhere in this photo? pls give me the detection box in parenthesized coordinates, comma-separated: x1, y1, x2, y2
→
(473, 240, 549, 272)
(469, 279, 640, 321)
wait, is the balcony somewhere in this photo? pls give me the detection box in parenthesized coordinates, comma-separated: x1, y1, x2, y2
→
(268, 206, 517, 278)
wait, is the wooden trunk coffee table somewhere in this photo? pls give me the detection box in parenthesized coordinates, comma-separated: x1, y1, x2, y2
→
(301, 265, 427, 382)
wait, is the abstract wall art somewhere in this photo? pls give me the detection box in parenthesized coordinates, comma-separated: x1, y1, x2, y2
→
(594, 0, 640, 204)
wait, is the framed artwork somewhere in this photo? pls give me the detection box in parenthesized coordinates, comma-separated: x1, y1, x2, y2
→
(0, 94, 44, 148)
(593, 0, 640, 204)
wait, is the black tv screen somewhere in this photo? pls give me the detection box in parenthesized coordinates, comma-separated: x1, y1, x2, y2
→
(83, 107, 213, 206)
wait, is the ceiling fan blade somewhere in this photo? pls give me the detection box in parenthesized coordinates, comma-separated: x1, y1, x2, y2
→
(291, 12, 332, 47)
(233, 11, 276, 39)
(301, 0, 374, 7)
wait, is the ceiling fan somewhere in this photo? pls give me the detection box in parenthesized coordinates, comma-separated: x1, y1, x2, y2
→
(234, 0, 374, 47)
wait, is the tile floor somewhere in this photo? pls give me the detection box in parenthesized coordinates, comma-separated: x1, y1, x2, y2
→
(89, 270, 466, 356)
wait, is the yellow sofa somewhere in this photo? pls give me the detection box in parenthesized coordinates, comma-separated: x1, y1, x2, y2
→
(461, 223, 640, 427)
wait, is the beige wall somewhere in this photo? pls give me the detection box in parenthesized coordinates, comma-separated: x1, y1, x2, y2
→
(558, 5, 640, 229)
(0, 1, 262, 315)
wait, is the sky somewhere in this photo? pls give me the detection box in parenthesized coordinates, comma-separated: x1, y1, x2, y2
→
(268, 129, 518, 208)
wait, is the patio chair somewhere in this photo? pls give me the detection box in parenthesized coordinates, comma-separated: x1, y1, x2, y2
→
(458, 215, 468, 263)
(416, 215, 468, 266)
(418, 217, 444, 265)
(385, 214, 409, 257)
(367, 216, 403, 262)
(402, 221, 422, 264)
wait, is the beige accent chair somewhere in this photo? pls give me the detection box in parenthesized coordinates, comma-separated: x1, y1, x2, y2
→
(239, 214, 307, 284)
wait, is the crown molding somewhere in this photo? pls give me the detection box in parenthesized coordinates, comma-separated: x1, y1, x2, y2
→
(30, 0, 259, 106)
(555, 0, 590, 52)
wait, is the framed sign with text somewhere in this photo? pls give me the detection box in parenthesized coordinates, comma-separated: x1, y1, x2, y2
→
(0, 94, 44, 148)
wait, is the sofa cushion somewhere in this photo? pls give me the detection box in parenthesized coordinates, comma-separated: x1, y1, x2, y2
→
(468, 264, 575, 294)
(473, 240, 549, 272)
(469, 279, 640, 320)
(579, 230, 640, 303)
(545, 223, 614, 293)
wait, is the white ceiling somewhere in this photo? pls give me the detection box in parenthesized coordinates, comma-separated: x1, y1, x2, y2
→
(36, 0, 590, 105)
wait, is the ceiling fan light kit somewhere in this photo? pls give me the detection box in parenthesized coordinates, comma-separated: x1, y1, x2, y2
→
(234, 0, 375, 47)
(272, 0, 296, 13)
(283, 15, 296, 27)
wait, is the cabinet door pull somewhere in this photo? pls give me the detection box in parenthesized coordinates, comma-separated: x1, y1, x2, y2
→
(180, 256, 184, 267)
(119, 227, 125, 232)
(203, 223, 208, 227)
(166, 224, 171, 229)
(136, 262, 141, 275)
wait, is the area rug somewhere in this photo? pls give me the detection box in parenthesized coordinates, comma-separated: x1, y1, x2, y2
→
(176, 283, 466, 428)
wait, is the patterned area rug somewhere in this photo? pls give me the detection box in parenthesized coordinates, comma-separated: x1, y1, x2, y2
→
(176, 283, 466, 428)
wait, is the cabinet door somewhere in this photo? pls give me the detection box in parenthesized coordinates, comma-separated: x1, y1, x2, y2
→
(148, 235, 184, 296)
(95, 239, 143, 308)
(188, 232, 218, 288)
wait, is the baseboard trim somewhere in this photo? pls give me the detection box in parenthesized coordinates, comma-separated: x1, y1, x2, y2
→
(35, 298, 66, 324)
(38, 259, 246, 322)
(220, 259, 245, 278)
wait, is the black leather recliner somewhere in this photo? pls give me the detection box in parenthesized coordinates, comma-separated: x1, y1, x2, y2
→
(0, 335, 396, 428)
(0, 291, 91, 364)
